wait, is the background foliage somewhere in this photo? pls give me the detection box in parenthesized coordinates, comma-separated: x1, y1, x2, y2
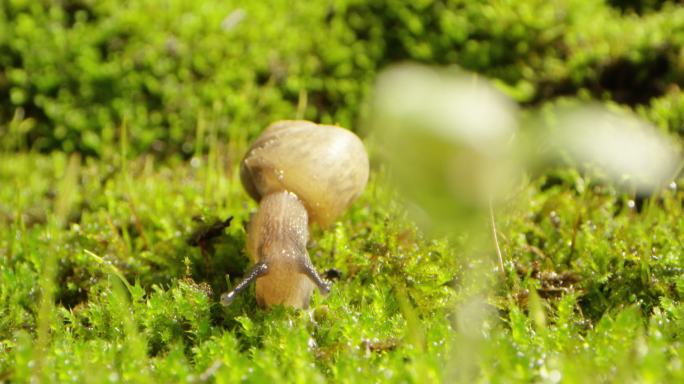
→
(2, 0, 684, 155)
(1, 0, 684, 382)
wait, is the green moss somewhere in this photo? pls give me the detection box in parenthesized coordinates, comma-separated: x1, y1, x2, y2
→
(3, 1, 684, 155)
(0, 146, 683, 381)
(2, 0, 684, 382)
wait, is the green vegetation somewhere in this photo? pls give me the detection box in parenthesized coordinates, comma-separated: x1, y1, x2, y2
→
(1, 0, 684, 382)
(3, 0, 684, 155)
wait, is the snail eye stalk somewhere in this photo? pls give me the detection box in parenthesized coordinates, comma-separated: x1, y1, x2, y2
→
(300, 258, 331, 295)
(220, 262, 269, 306)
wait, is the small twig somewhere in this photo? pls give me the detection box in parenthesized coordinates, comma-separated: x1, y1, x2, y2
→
(489, 198, 506, 278)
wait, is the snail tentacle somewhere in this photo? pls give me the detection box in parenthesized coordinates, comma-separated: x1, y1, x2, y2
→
(299, 258, 331, 295)
(220, 262, 269, 306)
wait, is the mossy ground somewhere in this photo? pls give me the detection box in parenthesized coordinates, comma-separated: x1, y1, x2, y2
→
(1, 135, 683, 382)
(2, 0, 684, 382)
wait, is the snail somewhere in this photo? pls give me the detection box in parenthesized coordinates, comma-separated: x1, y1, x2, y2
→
(220, 120, 369, 309)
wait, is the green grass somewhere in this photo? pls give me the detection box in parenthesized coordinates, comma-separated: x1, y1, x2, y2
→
(1, 138, 683, 382)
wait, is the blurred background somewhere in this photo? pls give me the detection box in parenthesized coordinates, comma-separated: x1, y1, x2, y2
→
(2, 0, 684, 157)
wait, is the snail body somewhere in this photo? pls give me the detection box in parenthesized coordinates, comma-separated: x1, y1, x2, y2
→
(221, 120, 369, 309)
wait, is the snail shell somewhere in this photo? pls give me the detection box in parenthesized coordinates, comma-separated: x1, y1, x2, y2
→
(240, 120, 369, 228)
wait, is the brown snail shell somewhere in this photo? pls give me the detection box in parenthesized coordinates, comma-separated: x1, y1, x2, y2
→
(240, 120, 369, 228)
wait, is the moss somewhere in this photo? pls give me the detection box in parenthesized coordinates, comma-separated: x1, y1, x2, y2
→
(3, 1, 684, 155)
(0, 145, 682, 381)
(2, 1, 684, 382)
